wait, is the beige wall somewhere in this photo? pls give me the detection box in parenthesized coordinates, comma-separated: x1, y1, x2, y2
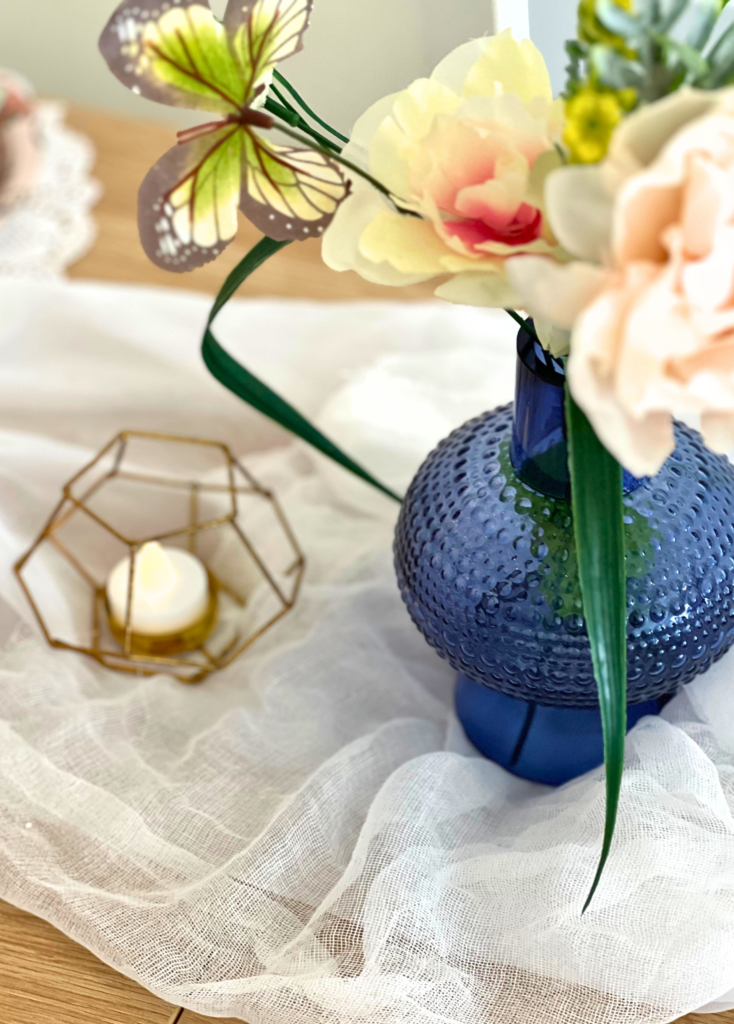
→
(0, 1, 577, 133)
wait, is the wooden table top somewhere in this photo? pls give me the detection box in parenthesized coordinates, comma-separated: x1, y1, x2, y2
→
(66, 105, 436, 302)
(0, 102, 729, 1024)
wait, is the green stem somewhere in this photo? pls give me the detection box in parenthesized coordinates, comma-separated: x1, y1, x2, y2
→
(504, 308, 540, 341)
(265, 95, 300, 125)
(274, 122, 397, 202)
(264, 97, 341, 152)
(270, 82, 300, 117)
(274, 70, 350, 144)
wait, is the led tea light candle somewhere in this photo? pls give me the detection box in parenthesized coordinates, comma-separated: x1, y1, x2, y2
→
(106, 542, 217, 655)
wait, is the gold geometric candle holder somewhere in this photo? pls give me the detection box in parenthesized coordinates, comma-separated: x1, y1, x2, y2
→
(14, 431, 305, 683)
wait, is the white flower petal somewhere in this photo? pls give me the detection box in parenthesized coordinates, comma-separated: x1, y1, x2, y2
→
(369, 79, 460, 197)
(545, 165, 615, 264)
(569, 356, 675, 478)
(431, 31, 552, 105)
(345, 91, 404, 165)
(461, 30, 553, 104)
(435, 271, 520, 308)
(431, 38, 488, 93)
(701, 411, 734, 454)
(506, 256, 611, 329)
(322, 182, 434, 286)
(535, 318, 570, 356)
(609, 87, 721, 174)
(568, 285, 676, 477)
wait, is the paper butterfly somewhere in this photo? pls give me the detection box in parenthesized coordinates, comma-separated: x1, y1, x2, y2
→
(100, 0, 349, 271)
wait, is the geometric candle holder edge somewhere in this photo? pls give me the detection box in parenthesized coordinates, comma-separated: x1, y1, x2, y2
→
(14, 430, 305, 683)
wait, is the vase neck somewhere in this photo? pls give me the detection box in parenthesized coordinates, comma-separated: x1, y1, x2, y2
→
(510, 327, 570, 500)
(509, 325, 644, 500)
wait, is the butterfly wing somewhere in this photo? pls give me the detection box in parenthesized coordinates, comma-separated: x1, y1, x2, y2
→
(100, 0, 245, 113)
(138, 125, 244, 271)
(223, 0, 313, 101)
(239, 130, 348, 241)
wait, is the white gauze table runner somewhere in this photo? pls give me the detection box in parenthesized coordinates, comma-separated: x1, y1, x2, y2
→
(3, 278, 734, 1024)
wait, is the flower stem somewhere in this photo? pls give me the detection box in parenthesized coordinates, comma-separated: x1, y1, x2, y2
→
(265, 98, 341, 152)
(274, 70, 349, 145)
(274, 122, 397, 202)
(504, 308, 540, 341)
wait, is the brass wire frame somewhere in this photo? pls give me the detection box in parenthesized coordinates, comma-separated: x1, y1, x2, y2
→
(14, 431, 305, 683)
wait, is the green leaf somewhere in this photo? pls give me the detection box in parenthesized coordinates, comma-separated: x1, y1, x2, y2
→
(564, 39, 587, 94)
(202, 237, 403, 504)
(566, 39, 587, 58)
(652, 32, 710, 75)
(589, 45, 646, 88)
(656, 0, 690, 32)
(208, 237, 289, 320)
(699, 21, 734, 85)
(565, 389, 627, 912)
(671, 0, 720, 51)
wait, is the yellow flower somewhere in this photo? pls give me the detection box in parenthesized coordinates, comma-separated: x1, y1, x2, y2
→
(578, 0, 634, 50)
(564, 85, 636, 164)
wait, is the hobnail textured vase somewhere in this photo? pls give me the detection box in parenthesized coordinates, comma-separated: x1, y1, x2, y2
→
(394, 326, 734, 783)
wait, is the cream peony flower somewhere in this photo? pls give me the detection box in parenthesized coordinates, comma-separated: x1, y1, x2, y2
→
(322, 31, 565, 309)
(508, 87, 734, 477)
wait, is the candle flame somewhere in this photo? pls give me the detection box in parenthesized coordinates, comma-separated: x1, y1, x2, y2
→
(136, 542, 178, 600)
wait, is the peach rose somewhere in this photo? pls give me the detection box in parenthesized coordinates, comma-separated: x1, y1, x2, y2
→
(322, 30, 565, 309)
(508, 87, 734, 477)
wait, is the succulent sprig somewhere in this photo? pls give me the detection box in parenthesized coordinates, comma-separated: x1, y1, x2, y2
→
(567, 0, 734, 105)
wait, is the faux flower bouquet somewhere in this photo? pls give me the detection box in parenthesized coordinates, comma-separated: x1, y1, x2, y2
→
(100, 0, 734, 906)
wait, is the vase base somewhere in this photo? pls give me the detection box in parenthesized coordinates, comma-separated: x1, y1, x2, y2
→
(455, 674, 662, 787)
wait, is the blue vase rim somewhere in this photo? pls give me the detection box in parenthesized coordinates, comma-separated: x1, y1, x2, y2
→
(517, 322, 565, 388)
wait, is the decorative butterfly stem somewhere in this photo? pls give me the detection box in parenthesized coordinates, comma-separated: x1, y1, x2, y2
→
(265, 94, 343, 152)
(274, 122, 401, 205)
(273, 70, 349, 145)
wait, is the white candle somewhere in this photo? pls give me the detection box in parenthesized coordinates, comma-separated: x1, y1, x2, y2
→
(106, 542, 211, 637)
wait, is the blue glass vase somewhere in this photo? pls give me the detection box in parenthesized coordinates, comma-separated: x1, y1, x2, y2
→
(394, 325, 734, 785)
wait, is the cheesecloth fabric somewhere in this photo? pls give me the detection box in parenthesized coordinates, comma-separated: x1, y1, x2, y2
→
(3, 278, 734, 1024)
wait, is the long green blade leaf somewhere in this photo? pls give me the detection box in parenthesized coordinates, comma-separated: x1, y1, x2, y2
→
(209, 237, 290, 319)
(565, 389, 627, 912)
(202, 237, 402, 504)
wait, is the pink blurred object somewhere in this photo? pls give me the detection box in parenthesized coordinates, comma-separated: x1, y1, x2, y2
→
(0, 71, 38, 214)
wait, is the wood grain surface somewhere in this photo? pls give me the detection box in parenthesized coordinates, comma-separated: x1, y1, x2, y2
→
(65, 105, 435, 302)
(0, 102, 730, 1024)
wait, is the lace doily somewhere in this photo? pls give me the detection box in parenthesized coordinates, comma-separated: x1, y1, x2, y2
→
(0, 102, 100, 277)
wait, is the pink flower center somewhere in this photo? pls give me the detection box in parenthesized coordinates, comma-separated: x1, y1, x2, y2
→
(442, 203, 543, 252)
